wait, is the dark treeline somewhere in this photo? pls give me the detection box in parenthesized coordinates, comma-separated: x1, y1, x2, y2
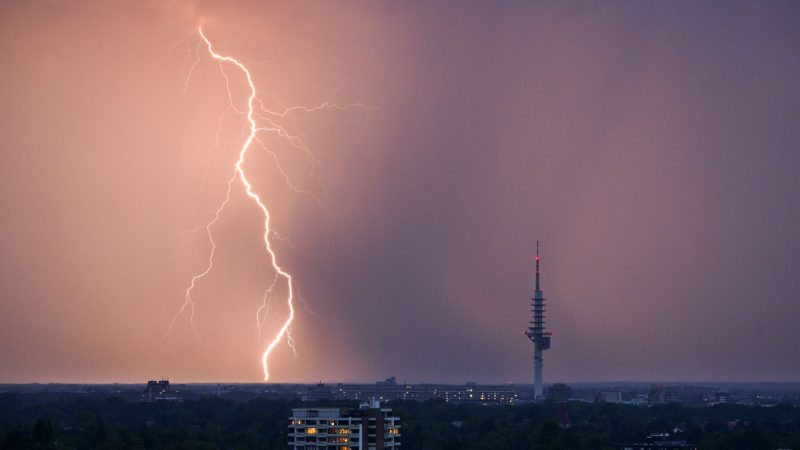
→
(2, 394, 800, 449)
(392, 400, 800, 450)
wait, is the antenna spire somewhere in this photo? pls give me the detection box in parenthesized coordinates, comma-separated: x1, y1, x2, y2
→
(535, 240, 541, 291)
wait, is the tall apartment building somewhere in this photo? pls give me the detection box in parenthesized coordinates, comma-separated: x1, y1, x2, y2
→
(289, 400, 400, 449)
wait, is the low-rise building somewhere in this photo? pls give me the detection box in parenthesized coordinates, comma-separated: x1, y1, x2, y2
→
(598, 391, 623, 403)
(303, 383, 333, 402)
(336, 378, 515, 405)
(649, 384, 678, 404)
(548, 383, 572, 402)
(143, 379, 181, 402)
(619, 441, 696, 450)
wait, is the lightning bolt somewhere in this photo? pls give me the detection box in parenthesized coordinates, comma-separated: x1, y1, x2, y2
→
(197, 25, 296, 382)
(165, 171, 235, 340)
(167, 24, 373, 382)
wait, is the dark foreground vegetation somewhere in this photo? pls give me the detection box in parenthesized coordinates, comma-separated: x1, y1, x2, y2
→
(2, 394, 800, 450)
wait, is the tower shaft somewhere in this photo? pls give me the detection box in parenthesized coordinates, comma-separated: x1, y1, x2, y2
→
(534, 346, 543, 398)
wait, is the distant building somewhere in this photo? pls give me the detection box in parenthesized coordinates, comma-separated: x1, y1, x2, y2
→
(143, 379, 180, 402)
(336, 377, 515, 405)
(453, 382, 516, 405)
(548, 383, 572, 402)
(598, 391, 623, 403)
(713, 389, 729, 404)
(649, 384, 678, 404)
(336, 377, 422, 402)
(628, 394, 649, 406)
(303, 383, 333, 402)
(288, 400, 400, 449)
(620, 444, 696, 450)
(621, 433, 697, 449)
(619, 441, 696, 450)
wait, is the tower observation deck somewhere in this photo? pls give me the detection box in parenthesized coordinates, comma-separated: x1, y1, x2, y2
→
(524, 241, 551, 399)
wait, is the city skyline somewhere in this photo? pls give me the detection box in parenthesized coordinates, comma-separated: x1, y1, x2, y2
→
(1, 1, 799, 384)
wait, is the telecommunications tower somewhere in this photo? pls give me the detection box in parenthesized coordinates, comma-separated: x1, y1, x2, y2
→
(525, 241, 551, 399)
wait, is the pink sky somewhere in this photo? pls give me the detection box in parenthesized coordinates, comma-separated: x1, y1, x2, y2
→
(0, 1, 799, 383)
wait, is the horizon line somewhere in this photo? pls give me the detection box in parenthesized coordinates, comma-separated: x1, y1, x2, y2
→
(3, 379, 800, 386)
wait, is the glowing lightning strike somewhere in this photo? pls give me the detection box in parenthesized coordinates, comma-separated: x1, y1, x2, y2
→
(196, 25, 295, 382)
(165, 172, 235, 340)
(167, 24, 374, 382)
